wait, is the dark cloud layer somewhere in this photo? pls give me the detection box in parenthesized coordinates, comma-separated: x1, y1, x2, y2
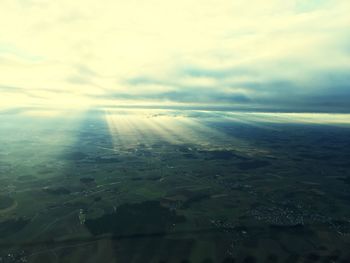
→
(120, 64, 350, 112)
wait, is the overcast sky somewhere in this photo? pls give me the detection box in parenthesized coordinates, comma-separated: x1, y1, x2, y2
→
(0, 0, 349, 112)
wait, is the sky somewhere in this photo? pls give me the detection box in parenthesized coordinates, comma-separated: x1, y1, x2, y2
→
(0, 0, 349, 112)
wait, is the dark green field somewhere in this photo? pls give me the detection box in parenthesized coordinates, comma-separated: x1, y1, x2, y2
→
(1, 108, 350, 263)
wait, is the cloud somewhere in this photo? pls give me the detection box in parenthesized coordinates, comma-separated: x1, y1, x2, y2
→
(0, 0, 349, 112)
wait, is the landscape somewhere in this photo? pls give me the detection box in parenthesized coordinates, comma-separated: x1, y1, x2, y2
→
(1, 0, 350, 262)
(0, 108, 349, 262)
